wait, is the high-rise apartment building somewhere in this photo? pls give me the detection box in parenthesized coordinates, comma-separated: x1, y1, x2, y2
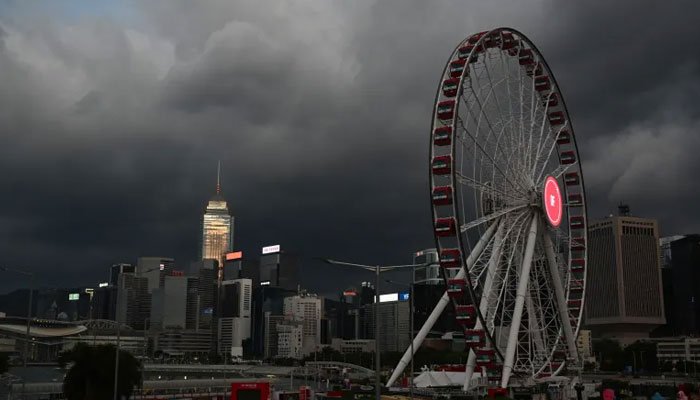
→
(200, 163, 233, 274)
(284, 294, 322, 355)
(585, 214, 665, 341)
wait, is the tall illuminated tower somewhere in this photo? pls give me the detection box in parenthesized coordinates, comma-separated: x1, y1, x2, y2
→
(200, 162, 233, 276)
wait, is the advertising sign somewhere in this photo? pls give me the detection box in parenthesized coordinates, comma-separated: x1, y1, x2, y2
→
(262, 245, 281, 255)
(226, 251, 243, 261)
(543, 176, 562, 227)
(399, 292, 410, 301)
(379, 293, 398, 303)
(68, 293, 79, 301)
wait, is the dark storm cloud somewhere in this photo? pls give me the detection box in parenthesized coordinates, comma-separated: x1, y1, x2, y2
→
(1, 0, 699, 295)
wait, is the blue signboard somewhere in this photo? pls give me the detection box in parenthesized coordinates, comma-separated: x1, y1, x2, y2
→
(399, 292, 410, 301)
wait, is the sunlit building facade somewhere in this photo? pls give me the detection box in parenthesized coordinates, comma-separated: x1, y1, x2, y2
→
(200, 165, 233, 275)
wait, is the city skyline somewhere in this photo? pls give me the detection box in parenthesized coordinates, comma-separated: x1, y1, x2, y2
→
(1, 1, 700, 296)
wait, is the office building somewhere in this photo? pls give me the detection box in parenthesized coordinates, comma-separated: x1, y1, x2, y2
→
(413, 249, 442, 285)
(218, 279, 253, 357)
(110, 263, 135, 286)
(259, 245, 299, 291)
(136, 257, 174, 294)
(200, 163, 233, 274)
(150, 275, 188, 330)
(284, 294, 322, 355)
(363, 295, 411, 352)
(656, 234, 700, 336)
(277, 320, 304, 359)
(121, 274, 151, 331)
(189, 259, 218, 330)
(153, 330, 212, 358)
(252, 286, 296, 356)
(185, 277, 200, 330)
(264, 313, 287, 358)
(585, 213, 665, 342)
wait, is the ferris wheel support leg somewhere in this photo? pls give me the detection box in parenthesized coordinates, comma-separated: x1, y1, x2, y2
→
(464, 220, 505, 391)
(386, 219, 501, 388)
(501, 215, 538, 388)
(543, 227, 579, 361)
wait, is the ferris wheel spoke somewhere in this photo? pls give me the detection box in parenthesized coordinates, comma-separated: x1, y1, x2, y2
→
(534, 122, 569, 183)
(457, 118, 528, 195)
(542, 222, 578, 360)
(501, 214, 538, 388)
(460, 203, 529, 233)
(462, 75, 530, 192)
(530, 90, 556, 178)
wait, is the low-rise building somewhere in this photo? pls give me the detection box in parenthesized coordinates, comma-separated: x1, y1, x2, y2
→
(330, 338, 375, 353)
(657, 338, 700, 363)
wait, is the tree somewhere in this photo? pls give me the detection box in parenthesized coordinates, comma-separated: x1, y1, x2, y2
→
(0, 352, 8, 374)
(58, 343, 141, 400)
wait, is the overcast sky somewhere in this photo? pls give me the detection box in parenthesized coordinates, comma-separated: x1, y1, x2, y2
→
(1, 0, 699, 295)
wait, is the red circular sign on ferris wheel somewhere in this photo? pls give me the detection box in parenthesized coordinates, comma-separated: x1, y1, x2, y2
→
(543, 176, 562, 227)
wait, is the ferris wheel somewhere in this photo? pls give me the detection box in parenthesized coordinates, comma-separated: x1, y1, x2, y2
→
(388, 28, 588, 390)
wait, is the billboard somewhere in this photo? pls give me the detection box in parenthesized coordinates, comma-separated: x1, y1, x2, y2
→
(68, 293, 79, 301)
(262, 245, 281, 255)
(226, 251, 243, 261)
(379, 293, 399, 303)
(98, 282, 109, 288)
(399, 292, 410, 301)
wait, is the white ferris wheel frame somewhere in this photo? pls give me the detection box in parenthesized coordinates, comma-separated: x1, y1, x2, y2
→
(387, 27, 588, 390)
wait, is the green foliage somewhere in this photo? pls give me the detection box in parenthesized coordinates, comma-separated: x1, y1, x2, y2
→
(595, 339, 624, 372)
(58, 343, 141, 400)
(0, 352, 8, 374)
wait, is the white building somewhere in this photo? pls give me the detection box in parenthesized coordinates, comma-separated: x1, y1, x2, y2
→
(277, 321, 303, 359)
(657, 338, 700, 363)
(284, 294, 322, 356)
(577, 329, 595, 363)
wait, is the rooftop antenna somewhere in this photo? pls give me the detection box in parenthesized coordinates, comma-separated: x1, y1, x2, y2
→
(216, 160, 221, 195)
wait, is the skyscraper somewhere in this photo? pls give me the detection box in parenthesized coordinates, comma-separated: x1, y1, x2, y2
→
(585, 214, 665, 342)
(200, 162, 233, 275)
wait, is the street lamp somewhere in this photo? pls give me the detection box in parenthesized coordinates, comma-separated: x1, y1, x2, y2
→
(318, 258, 428, 400)
(384, 277, 414, 400)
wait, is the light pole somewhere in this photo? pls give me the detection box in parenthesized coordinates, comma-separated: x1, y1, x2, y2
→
(384, 277, 414, 400)
(0, 266, 33, 399)
(318, 258, 428, 400)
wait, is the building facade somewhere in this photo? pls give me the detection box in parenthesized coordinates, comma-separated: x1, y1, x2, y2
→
(284, 294, 322, 356)
(585, 215, 665, 341)
(363, 298, 410, 353)
(659, 235, 700, 336)
(277, 321, 303, 359)
(259, 246, 299, 291)
(200, 168, 233, 272)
